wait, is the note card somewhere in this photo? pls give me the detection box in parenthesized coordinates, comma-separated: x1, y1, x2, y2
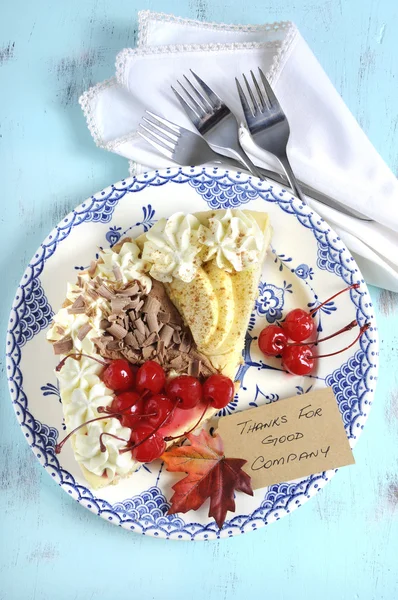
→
(217, 387, 355, 490)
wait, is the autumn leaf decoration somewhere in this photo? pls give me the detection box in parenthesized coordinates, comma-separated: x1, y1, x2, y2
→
(161, 429, 253, 529)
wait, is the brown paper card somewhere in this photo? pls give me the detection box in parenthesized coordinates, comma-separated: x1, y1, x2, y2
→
(216, 387, 355, 490)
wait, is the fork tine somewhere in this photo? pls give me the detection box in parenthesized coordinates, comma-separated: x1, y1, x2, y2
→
(176, 79, 207, 117)
(250, 70, 266, 110)
(137, 130, 174, 160)
(171, 85, 204, 123)
(143, 116, 179, 142)
(145, 110, 181, 134)
(235, 77, 254, 119)
(258, 68, 278, 107)
(139, 123, 175, 150)
(189, 69, 222, 108)
(182, 74, 212, 110)
(243, 73, 259, 116)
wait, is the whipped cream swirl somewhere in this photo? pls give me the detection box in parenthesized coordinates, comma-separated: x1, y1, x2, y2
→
(96, 240, 152, 292)
(142, 212, 203, 283)
(200, 209, 264, 271)
(74, 419, 136, 480)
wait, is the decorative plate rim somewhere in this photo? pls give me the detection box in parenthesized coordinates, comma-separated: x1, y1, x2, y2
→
(5, 166, 379, 541)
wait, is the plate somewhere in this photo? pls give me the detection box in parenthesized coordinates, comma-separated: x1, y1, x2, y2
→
(6, 167, 378, 540)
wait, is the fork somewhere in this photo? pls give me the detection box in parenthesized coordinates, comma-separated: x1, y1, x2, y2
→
(171, 70, 263, 178)
(236, 67, 307, 203)
(138, 111, 372, 221)
(172, 70, 372, 221)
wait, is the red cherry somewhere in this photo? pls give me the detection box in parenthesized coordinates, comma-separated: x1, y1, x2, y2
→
(258, 325, 288, 356)
(102, 359, 135, 391)
(136, 361, 166, 394)
(111, 391, 144, 428)
(282, 309, 315, 342)
(131, 425, 166, 463)
(203, 374, 234, 409)
(282, 345, 315, 375)
(144, 395, 174, 428)
(166, 375, 202, 410)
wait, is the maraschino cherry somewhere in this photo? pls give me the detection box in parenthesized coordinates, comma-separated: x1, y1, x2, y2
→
(130, 426, 166, 462)
(282, 322, 370, 375)
(203, 374, 235, 409)
(166, 375, 202, 409)
(102, 359, 135, 391)
(258, 324, 288, 356)
(282, 283, 360, 342)
(136, 361, 166, 394)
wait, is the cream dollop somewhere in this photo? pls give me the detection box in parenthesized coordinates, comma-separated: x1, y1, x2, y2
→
(200, 209, 264, 271)
(95, 241, 152, 292)
(142, 212, 203, 283)
(73, 419, 136, 480)
(63, 381, 113, 430)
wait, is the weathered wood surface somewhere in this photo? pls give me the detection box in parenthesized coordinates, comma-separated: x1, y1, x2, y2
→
(1, 1, 397, 598)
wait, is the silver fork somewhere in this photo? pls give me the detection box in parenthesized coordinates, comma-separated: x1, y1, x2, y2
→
(138, 111, 372, 222)
(236, 67, 306, 203)
(171, 70, 263, 178)
(138, 110, 241, 167)
(173, 70, 372, 221)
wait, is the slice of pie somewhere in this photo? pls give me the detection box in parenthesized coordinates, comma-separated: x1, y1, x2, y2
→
(47, 208, 272, 489)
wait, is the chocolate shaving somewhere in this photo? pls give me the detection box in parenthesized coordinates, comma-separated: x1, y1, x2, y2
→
(97, 284, 114, 300)
(122, 348, 140, 363)
(118, 283, 140, 296)
(100, 319, 110, 330)
(143, 332, 158, 347)
(188, 359, 201, 378)
(107, 323, 127, 339)
(146, 312, 159, 333)
(112, 264, 123, 282)
(77, 323, 92, 341)
(142, 346, 155, 360)
(159, 324, 174, 347)
(85, 287, 99, 301)
(156, 339, 165, 361)
(127, 297, 142, 309)
(77, 275, 84, 288)
(67, 295, 86, 314)
(142, 296, 161, 314)
(111, 297, 129, 315)
(55, 326, 65, 335)
(124, 332, 139, 349)
(88, 260, 97, 277)
(53, 336, 73, 355)
(106, 339, 123, 350)
(169, 355, 185, 370)
(179, 332, 191, 353)
(134, 318, 145, 335)
(134, 330, 145, 345)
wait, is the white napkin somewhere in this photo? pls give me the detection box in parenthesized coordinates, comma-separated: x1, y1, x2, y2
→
(80, 10, 398, 293)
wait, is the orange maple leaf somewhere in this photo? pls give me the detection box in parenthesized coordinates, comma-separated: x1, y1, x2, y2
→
(161, 429, 253, 529)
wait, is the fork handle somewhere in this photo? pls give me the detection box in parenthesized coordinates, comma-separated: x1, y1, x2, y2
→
(225, 146, 265, 180)
(277, 155, 307, 205)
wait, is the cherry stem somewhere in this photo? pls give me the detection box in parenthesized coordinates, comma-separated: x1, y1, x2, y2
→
(288, 320, 358, 347)
(309, 283, 360, 317)
(163, 401, 210, 442)
(315, 323, 370, 359)
(55, 413, 118, 454)
(99, 432, 128, 453)
(56, 352, 109, 372)
(119, 402, 179, 454)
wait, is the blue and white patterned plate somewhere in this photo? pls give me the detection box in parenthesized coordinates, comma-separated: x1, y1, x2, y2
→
(6, 167, 378, 540)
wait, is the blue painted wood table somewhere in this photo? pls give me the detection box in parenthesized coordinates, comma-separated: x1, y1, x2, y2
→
(1, 1, 397, 599)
